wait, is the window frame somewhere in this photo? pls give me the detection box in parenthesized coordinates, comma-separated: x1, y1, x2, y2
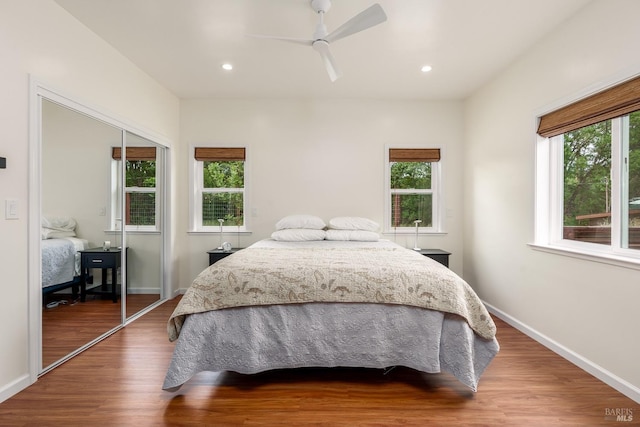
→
(189, 145, 249, 233)
(383, 145, 443, 235)
(110, 146, 160, 233)
(534, 81, 640, 268)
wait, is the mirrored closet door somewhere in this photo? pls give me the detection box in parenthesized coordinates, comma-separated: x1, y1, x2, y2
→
(120, 132, 164, 319)
(41, 99, 124, 369)
(38, 96, 168, 373)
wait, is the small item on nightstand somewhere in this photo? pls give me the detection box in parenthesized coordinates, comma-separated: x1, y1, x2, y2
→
(222, 241, 232, 252)
(103, 240, 111, 251)
(413, 219, 422, 251)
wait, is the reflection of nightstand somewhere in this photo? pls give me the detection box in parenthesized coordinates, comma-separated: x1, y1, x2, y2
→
(418, 249, 451, 268)
(80, 248, 127, 303)
(207, 248, 243, 266)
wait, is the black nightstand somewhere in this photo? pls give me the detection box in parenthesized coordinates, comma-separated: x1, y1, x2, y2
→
(80, 247, 127, 303)
(207, 248, 243, 266)
(419, 249, 451, 268)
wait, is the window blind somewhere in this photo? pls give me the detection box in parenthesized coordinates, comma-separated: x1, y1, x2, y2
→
(112, 147, 156, 161)
(537, 75, 640, 138)
(389, 148, 440, 162)
(194, 147, 246, 161)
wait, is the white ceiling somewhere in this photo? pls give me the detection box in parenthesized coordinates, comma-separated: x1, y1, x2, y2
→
(55, 0, 591, 100)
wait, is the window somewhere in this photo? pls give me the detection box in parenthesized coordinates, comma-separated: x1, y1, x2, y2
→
(191, 147, 246, 231)
(111, 147, 159, 231)
(385, 148, 441, 233)
(535, 75, 640, 260)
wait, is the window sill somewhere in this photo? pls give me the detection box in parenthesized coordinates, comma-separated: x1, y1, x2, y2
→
(382, 231, 448, 236)
(104, 229, 160, 235)
(528, 243, 640, 271)
(188, 230, 253, 235)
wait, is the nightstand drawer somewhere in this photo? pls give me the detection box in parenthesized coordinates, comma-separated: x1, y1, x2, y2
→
(419, 249, 451, 268)
(208, 248, 243, 265)
(82, 252, 120, 268)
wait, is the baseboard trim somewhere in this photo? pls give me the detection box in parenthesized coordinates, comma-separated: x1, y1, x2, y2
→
(0, 373, 32, 404)
(126, 287, 161, 295)
(485, 302, 640, 404)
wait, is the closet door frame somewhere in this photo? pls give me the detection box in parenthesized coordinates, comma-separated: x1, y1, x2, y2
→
(28, 78, 172, 380)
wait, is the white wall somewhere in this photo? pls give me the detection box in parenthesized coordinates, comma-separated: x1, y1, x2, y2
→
(463, 0, 640, 399)
(178, 98, 465, 289)
(0, 0, 179, 402)
(42, 99, 121, 247)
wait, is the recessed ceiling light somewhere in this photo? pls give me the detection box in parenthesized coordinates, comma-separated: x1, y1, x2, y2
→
(222, 63, 233, 71)
(421, 65, 432, 73)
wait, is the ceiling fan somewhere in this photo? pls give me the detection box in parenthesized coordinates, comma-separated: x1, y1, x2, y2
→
(252, 0, 387, 82)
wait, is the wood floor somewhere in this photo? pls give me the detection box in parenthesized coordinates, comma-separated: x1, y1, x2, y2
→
(42, 293, 161, 366)
(1, 297, 638, 426)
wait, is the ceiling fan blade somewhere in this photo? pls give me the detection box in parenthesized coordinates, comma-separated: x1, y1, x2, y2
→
(324, 3, 387, 44)
(313, 41, 342, 82)
(247, 34, 313, 46)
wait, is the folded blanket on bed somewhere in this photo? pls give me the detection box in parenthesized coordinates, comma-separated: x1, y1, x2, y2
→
(168, 243, 496, 342)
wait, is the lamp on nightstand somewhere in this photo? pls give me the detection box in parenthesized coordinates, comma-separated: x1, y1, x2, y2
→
(413, 219, 422, 251)
(217, 218, 224, 249)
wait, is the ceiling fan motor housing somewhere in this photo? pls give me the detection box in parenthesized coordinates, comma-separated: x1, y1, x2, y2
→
(311, 0, 331, 14)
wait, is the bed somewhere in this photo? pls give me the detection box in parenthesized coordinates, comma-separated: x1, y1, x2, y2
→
(164, 233, 499, 393)
(41, 217, 89, 300)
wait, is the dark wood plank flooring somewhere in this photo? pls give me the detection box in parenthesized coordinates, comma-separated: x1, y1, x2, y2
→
(42, 293, 160, 366)
(2, 297, 638, 426)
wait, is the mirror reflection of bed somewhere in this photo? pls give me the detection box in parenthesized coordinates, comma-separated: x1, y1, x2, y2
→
(39, 216, 103, 366)
(40, 221, 161, 367)
(41, 218, 86, 303)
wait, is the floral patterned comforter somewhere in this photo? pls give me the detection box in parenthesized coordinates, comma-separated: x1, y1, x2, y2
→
(168, 240, 496, 341)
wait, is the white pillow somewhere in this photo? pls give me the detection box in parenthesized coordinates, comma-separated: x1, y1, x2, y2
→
(41, 228, 76, 240)
(42, 216, 77, 231)
(328, 216, 379, 232)
(271, 229, 327, 242)
(325, 229, 379, 242)
(275, 215, 326, 230)
(41, 216, 78, 239)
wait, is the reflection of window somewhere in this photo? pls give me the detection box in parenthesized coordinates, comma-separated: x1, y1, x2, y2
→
(385, 148, 441, 232)
(536, 75, 640, 258)
(191, 147, 246, 231)
(112, 147, 158, 231)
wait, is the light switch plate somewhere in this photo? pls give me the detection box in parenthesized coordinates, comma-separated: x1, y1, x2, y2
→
(5, 199, 18, 220)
